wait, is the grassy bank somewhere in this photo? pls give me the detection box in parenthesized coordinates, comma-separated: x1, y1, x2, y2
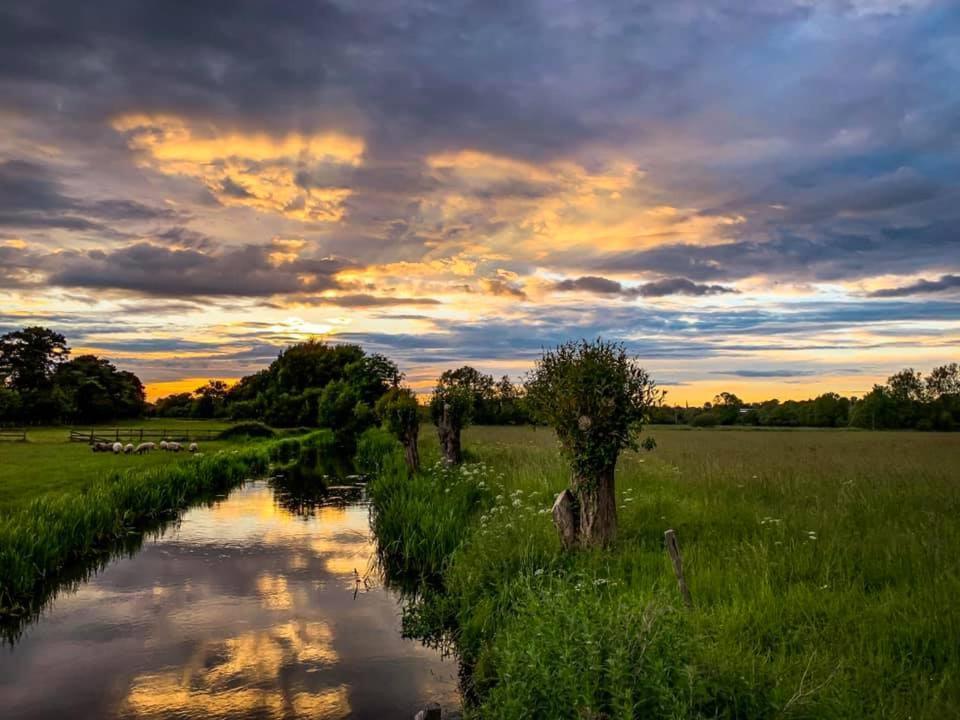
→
(0, 429, 334, 619)
(0, 420, 237, 513)
(366, 425, 960, 719)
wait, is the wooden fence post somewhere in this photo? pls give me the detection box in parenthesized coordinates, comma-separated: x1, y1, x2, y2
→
(664, 529, 693, 609)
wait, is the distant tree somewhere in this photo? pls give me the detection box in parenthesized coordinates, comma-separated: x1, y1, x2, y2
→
(53, 355, 146, 423)
(430, 370, 477, 464)
(153, 392, 195, 418)
(0, 327, 70, 392)
(376, 387, 421, 472)
(491, 374, 531, 424)
(712, 392, 744, 425)
(926, 363, 960, 399)
(808, 392, 850, 427)
(849, 386, 900, 430)
(193, 379, 230, 418)
(887, 368, 926, 403)
(525, 339, 658, 548)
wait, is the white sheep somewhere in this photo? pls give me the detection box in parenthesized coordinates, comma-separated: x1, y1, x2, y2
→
(112, 442, 123, 454)
(166, 441, 182, 452)
(135, 442, 156, 454)
(188, 442, 199, 453)
(159, 440, 168, 450)
(124, 443, 134, 454)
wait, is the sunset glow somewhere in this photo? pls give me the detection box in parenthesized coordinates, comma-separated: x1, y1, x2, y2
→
(1, 1, 957, 402)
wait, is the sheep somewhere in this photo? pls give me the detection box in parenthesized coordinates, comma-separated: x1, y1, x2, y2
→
(189, 442, 199, 453)
(112, 442, 123, 454)
(91, 441, 112, 452)
(135, 442, 155, 455)
(159, 440, 168, 450)
(166, 441, 182, 452)
(124, 443, 134, 454)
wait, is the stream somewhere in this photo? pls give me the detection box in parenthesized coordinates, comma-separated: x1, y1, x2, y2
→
(0, 477, 459, 719)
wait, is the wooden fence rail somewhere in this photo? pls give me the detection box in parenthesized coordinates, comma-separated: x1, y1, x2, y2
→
(69, 428, 222, 444)
(0, 429, 27, 442)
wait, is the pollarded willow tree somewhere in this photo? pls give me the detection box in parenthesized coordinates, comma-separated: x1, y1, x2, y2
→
(525, 339, 659, 548)
(376, 387, 422, 473)
(430, 372, 475, 464)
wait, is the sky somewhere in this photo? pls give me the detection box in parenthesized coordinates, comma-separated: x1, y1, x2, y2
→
(1, 0, 958, 404)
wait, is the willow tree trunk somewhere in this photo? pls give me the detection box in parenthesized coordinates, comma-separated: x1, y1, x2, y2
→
(572, 462, 617, 547)
(436, 402, 462, 464)
(403, 425, 420, 473)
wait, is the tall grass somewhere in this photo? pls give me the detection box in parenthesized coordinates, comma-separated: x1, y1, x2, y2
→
(0, 430, 332, 619)
(366, 425, 960, 719)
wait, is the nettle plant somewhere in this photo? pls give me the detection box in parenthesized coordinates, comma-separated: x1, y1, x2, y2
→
(376, 387, 422, 472)
(526, 339, 659, 548)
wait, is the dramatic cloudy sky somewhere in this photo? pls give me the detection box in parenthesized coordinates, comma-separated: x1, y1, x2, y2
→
(2, 0, 958, 402)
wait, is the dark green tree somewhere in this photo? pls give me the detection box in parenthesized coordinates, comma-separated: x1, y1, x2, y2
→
(0, 327, 70, 391)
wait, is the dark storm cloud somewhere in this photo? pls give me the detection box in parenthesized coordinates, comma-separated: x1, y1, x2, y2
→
(0, 159, 179, 232)
(635, 278, 738, 298)
(710, 369, 818, 378)
(153, 227, 215, 251)
(553, 275, 736, 297)
(46, 242, 348, 297)
(868, 274, 960, 298)
(593, 218, 960, 283)
(339, 298, 960, 369)
(276, 294, 443, 308)
(2, 0, 959, 381)
(554, 276, 624, 295)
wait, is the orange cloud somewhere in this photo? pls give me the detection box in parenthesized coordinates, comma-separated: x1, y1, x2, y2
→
(112, 114, 364, 222)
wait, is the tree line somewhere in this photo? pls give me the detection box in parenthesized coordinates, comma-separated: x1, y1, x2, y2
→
(647, 365, 960, 431)
(0, 327, 145, 425)
(4, 325, 958, 435)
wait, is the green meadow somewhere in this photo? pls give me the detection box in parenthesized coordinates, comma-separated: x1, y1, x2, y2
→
(368, 424, 960, 718)
(0, 419, 236, 513)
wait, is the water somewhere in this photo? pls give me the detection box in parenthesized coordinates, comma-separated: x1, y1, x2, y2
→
(0, 479, 459, 719)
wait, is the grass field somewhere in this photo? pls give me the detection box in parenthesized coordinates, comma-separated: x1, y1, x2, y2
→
(0, 420, 236, 514)
(369, 424, 960, 719)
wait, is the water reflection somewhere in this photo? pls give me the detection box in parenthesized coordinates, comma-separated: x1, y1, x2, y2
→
(0, 480, 458, 719)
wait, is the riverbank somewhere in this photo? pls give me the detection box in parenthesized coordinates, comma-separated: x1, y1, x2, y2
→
(366, 425, 960, 719)
(0, 429, 335, 618)
(0, 419, 240, 513)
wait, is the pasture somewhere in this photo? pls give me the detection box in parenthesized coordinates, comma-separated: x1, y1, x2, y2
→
(371, 424, 960, 718)
(0, 419, 236, 514)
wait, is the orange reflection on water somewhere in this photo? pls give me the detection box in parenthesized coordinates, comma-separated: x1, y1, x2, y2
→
(124, 620, 343, 719)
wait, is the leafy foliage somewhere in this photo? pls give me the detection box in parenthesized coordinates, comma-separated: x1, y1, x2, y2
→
(525, 339, 659, 477)
(153, 339, 402, 451)
(0, 327, 144, 424)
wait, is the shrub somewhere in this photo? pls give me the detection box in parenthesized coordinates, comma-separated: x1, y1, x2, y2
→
(218, 421, 276, 439)
(691, 412, 718, 427)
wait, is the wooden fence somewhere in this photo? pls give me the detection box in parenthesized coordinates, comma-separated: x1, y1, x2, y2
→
(0, 429, 27, 442)
(69, 427, 222, 444)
